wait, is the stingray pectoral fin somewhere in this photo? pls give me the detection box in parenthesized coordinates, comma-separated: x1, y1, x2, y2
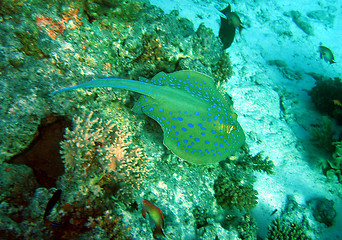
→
(163, 136, 212, 165)
(52, 78, 162, 98)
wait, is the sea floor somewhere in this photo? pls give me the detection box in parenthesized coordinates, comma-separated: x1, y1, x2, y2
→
(150, 0, 342, 238)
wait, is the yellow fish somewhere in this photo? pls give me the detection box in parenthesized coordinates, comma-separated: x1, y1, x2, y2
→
(319, 46, 335, 64)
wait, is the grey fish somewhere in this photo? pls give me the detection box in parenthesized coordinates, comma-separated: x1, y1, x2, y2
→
(219, 4, 245, 49)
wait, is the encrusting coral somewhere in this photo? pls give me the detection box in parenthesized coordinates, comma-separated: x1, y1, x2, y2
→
(309, 77, 342, 125)
(0, 0, 233, 164)
(332, 141, 342, 166)
(309, 116, 342, 181)
(310, 116, 335, 153)
(0, 0, 239, 238)
(328, 140, 342, 181)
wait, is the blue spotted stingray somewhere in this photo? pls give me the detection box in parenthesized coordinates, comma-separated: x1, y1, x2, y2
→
(54, 70, 245, 164)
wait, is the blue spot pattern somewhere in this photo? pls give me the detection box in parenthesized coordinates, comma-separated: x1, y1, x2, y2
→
(54, 70, 245, 165)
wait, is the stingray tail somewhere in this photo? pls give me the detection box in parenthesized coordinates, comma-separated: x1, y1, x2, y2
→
(52, 78, 161, 97)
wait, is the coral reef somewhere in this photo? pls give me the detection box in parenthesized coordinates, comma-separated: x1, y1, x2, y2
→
(332, 141, 342, 167)
(45, 198, 133, 239)
(0, 163, 38, 205)
(214, 151, 274, 211)
(266, 195, 312, 240)
(309, 77, 342, 125)
(212, 150, 274, 239)
(236, 214, 258, 240)
(326, 140, 342, 181)
(0, 163, 39, 238)
(214, 151, 274, 212)
(0, 0, 243, 238)
(60, 108, 151, 206)
(309, 117, 342, 181)
(288, 10, 314, 35)
(307, 198, 336, 227)
(309, 116, 336, 153)
(214, 167, 258, 212)
(214, 151, 273, 238)
(0, 0, 233, 164)
(266, 218, 311, 240)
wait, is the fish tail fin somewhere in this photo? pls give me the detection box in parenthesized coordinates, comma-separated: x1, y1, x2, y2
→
(238, 25, 244, 35)
(153, 226, 166, 238)
(142, 209, 147, 218)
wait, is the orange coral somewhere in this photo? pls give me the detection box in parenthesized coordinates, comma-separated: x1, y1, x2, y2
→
(62, 8, 83, 30)
(35, 16, 65, 40)
(35, 8, 82, 39)
(103, 62, 112, 73)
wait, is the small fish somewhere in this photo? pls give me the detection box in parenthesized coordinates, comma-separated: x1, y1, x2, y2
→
(270, 209, 278, 216)
(44, 189, 62, 219)
(142, 199, 165, 238)
(333, 99, 342, 107)
(219, 4, 244, 49)
(319, 46, 335, 64)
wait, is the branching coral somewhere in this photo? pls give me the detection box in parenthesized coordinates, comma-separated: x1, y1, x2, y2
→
(214, 170, 258, 212)
(266, 217, 311, 240)
(97, 128, 152, 202)
(236, 214, 258, 240)
(60, 110, 115, 172)
(234, 151, 275, 174)
(266, 195, 313, 240)
(214, 152, 273, 212)
(60, 109, 151, 206)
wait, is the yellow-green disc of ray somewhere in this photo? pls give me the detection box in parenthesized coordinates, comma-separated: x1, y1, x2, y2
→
(134, 70, 245, 164)
(54, 70, 246, 165)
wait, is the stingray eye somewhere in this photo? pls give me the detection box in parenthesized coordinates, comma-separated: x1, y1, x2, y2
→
(226, 125, 236, 134)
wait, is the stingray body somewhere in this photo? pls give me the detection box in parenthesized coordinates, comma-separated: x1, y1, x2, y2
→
(54, 70, 245, 165)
